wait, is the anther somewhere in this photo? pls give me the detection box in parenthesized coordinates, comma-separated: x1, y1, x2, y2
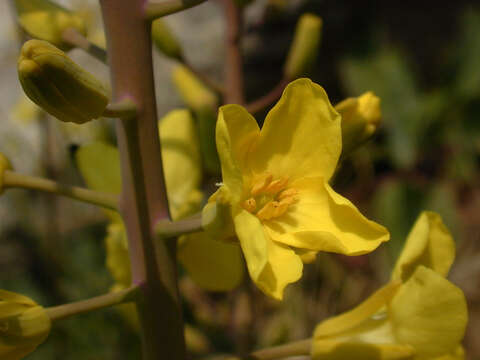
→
(256, 201, 278, 221)
(243, 198, 257, 213)
(278, 188, 298, 200)
(251, 173, 273, 196)
(264, 177, 289, 195)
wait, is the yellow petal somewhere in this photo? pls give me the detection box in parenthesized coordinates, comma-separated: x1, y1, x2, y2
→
(314, 281, 400, 339)
(391, 211, 455, 282)
(104, 222, 131, 287)
(433, 346, 465, 360)
(216, 105, 260, 202)
(312, 339, 415, 360)
(248, 78, 341, 182)
(178, 232, 245, 291)
(265, 177, 389, 255)
(160, 109, 203, 219)
(233, 208, 302, 300)
(389, 266, 467, 359)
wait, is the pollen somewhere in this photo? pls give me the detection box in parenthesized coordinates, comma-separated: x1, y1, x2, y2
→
(244, 173, 298, 221)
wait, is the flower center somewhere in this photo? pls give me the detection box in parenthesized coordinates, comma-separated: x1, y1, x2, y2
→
(242, 173, 298, 221)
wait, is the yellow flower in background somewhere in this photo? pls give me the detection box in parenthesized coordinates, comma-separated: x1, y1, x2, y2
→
(335, 91, 382, 155)
(391, 211, 455, 282)
(206, 78, 389, 299)
(0, 153, 13, 196)
(0, 290, 51, 360)
(76, 109, 244, 297)
(311, 211, 467, 360)
(13, 0, 87, 50)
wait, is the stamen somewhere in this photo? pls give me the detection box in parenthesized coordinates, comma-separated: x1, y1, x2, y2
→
(278, 188, 298, 200)
(264, 177, 289, 194)
(256, 201, 278, 221)
(272, 201, 289, 218)
(243, 197, 257, 213)
(279, 195, 298, 206)
(251, 173, 273, 196)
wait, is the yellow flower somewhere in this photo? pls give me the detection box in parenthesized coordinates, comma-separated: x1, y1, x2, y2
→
(207, 78, 389, 299)
(312, 211, 467, 360)
(76, 109, 244, 295)
(0, 290, 51, 360)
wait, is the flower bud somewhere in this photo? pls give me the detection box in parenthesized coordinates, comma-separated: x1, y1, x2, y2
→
(335, 91, 382, 155)
(18, 40, 110, 124)
(14, 0, 87, 50)
(152, 19, 183, 61)
(0, 289, 51, 360)
(0, 153, 13, 195)
(284, 13, 322, 79)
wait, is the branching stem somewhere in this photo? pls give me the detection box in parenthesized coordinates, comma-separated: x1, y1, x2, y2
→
(61, 28, 108, 64)
(144, 0, 208, 21)
(46, 285, 140, 322)
(155, 213, 203, 238)
(245, 77, 290, 114)
(3, 170, 119, 210)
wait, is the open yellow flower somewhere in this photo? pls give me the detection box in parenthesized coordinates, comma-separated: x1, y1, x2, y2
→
(0, 290, 51, 360)
(207, 78, 389, 299)
(312, 211, 467, 360)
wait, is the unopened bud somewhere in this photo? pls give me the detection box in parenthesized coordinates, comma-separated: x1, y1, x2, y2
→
(284, 13, 322, 79)
(0, 289, 51, 359)
(0, 153, 12, 195)
(14, 0, 87, 50)
(152, 19, 183, 61)
(18, 40, 110, 124)
(335, 91, 381, 155)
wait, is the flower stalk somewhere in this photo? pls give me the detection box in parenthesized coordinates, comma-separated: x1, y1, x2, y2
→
(144, 0, 208, 21)
(3, 170, 119, 210)
(46, 285, 140, 322)
(156, 213, 203, 239)
(61, 27, 108, 64)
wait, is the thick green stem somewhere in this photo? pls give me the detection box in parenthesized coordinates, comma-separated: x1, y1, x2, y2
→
(222, 0, 244, 104)
(99, 1, 185, 359)
(3, 170, 119, 210)
(46, 285, 139, 322)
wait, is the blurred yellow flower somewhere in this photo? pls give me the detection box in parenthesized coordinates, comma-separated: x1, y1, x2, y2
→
(0, 290, 51, 360)
(0, 153, 12, 195)
(335, 91, 382, 155)
(207, 78, 389, 299)
(312, 211, 467, 360)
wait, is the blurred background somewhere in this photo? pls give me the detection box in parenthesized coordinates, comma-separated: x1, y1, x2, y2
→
(0, 0, 479, 359)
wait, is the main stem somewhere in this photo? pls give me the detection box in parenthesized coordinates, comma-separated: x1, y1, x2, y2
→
(99, 1, 185, 359)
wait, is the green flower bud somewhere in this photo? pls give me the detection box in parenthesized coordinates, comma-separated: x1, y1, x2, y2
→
(18, 40, 110, 124)
(152, 20, 183, 61)
(0, 289, 51, 360)
(14, 0, 87, 50)
(0, 153, 12, 195)
(284, 13, 323, 79)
